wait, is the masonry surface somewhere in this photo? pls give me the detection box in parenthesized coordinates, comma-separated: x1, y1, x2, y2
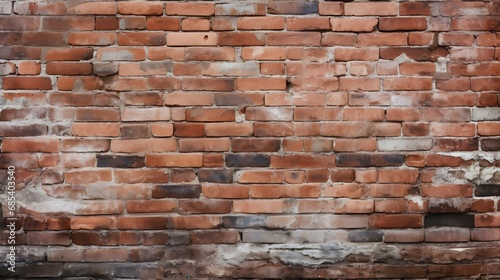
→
(0, 0, 499, 278)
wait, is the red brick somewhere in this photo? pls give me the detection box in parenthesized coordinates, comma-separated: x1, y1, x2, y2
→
(322, 33, 357, 46)
(126, 200, 176, 213)
(45, 47, 93, 61)
(167, 32, 218, 46)
(358, 33, 408, 46)
(370, 184, 412, 198)
(335, 48, 379, 61)
(238, 17, 285, 30)
(369, 214, 423, 228)
(450, 47, 495, 61)
(166, 2, 214, 16)
(70, 217, 117, 230)
(287, 18, 330, 31)
(170, 216, 221, 229)
(239, 170, 283, 183)
(323, 184, 368, 199)
(68, 32, 116, 46)
(179, 138, 230, 152)
(451, 18, 498, 31)
(343, 108, 385, 121)
(218, 32, 265, 46)
(318, 2, 343, 16)
(65, 169, 113, 184)
(379, 17, 427, 31)
(146, 153, 203, 167)
(215, 3, 266, 16)
(46, 62, 92, 76)
(72, 123, 120, 137)
(203, 184, 250, 199)
(115, 169, 168, 184)
(2, 138, 59, 153)
(118, 216, 167, 229)
(375, 199, 406, 213)
(268, 32, 321, 46)
(3, 76, 51, 90)
(378, 169, 419, 184)
(186, 47, 234, 61)
(120, 32, 165, 47)
(146, 17, 181, 31)
(422, 184, 473, 198)
(68, 2, 116, 15)
(399, 2, 430, 16)
(334, 139, 376, 152)
(344, 2, 398, 16)
(182, 18, 210, 31)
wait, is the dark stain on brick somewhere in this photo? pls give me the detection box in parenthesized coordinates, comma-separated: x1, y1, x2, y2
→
(481, 139, 500, 151)
(0, 124, 47, 137)
(197, 169, 233, 183)
(475, 184, 500, 197)
(152, 184, 202, 198)
(348, 229, 384, 242)
(336, 153, 371, 167)
(226, 154, 271, 167)
(435, 138, 478, 151)
(120, 125, 149, 139)
(96, 155, 145, 168)
(268, 1, 318, 15)
(215, 94, 256, 106)
(231, 139, 281, 152)
(222, 215, 266, 228)
(424, 214, 474, 228)
(72, 231, 120, 246)
(372, 154, 406, 166)
(428, 198, 472, 213)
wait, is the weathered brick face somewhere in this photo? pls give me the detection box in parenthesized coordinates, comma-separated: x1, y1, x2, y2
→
(0, 0, 499, 278)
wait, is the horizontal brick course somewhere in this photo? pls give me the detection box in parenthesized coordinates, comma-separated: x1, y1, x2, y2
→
(1, 0, 498, 278)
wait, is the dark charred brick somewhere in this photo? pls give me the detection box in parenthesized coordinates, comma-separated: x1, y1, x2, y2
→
(336, 154, 371, 167)
(481, 139, 500, 151)
(231, 139, 281, 152)
(475, 184, 500, 197)
(380, 47, 449, 62)
(371, 154, 406, 166)
(197, 169, 233, 183)
(114, 265, 140, 278)
(348, 229, 383, 242)
(268, 1, 318, 14)
(428, 198, 472, 213)
(23, 215, 47, 230)
(13, 264, 63, 278)
(97, 155, 145, 168)
(120, 125, 149, 139)
(0, 124, 47, 137)
(226, 154, 271, 167)
(173, 123, 205, 138)
(129, 248, 166, 262)
(435, 138, 478, 151)
(424, 214, 474, 228)
(179, 200, 232, 214)
(215, 94, 259, 106)
(62, 263, 113, 277)
(72, 231, 120, 245)
(168, 232, 191, 246)
(222, 215, 266, 228)
(0, 46, 42, 60)
(152, 184, 201, 198)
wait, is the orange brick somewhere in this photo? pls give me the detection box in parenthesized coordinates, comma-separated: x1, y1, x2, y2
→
(167, 32, 218, 46)
(237, 17, 285, 30)
(118, 2, 164, 15)
(166, 2, 214, 16)
(330, 18, 377, 32)
(233, 200, 284, 214)
(238, 170, 283, 183)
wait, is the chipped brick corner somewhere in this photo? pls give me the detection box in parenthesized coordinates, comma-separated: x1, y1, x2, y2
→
(0, 0, 499, 278)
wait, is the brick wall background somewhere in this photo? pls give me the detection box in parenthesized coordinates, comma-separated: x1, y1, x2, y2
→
(0, 0, 499, 278)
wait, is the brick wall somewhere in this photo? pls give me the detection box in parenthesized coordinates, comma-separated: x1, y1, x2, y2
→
(0, 0, 499, 278)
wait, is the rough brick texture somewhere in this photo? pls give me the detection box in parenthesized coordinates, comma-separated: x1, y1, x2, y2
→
(1, 0, 499, 278)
